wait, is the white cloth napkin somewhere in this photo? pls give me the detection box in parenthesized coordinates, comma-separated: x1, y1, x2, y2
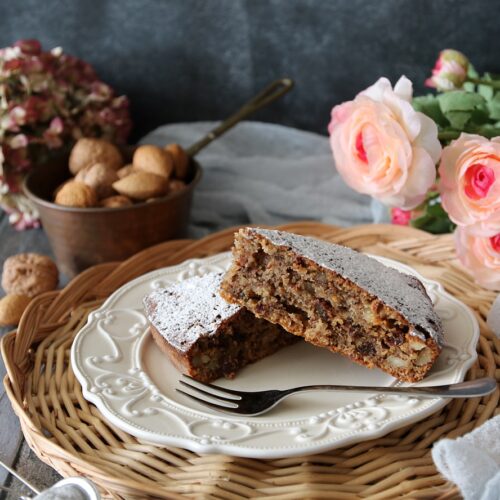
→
(140, 121, 375, 237)
(34, 484, 87, 499)
(432, 414, 500, 499)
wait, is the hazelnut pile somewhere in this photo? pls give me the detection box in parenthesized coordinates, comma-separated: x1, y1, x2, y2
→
(0, 253, 59, 327)
(54, 138, 190, 208)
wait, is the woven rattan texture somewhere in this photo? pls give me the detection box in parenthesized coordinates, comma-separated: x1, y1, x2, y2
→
(2, 223, 499, 499)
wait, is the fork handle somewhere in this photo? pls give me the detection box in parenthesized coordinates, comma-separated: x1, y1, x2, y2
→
(280, 377, 497, 399)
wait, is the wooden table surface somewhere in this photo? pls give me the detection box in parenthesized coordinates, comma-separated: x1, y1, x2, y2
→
(0, 213, 62, 499)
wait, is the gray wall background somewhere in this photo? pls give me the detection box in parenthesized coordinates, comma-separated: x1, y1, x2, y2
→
(1, 0, 499, 141)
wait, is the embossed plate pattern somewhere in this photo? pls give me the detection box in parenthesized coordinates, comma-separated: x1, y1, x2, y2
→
(71, 252, 479, 458)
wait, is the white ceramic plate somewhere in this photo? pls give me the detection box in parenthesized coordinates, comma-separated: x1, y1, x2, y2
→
(71, 252, 479, 458)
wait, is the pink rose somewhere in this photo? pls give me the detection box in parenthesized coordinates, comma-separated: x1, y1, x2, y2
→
(329, 76, 441, 210)
(455, 226, 500, 290)
(425, 49, 469, 91)
(439, 134, 500, 236)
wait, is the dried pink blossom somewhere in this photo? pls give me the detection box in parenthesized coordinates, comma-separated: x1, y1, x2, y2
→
(0, 39, 132, 228)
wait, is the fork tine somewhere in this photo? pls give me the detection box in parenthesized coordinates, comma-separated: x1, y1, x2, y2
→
(182, 374, 244, 398)
(179, 379, 241, 403)
(175, 389, 240, 411)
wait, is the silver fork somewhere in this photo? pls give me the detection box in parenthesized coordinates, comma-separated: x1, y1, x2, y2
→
(176, 375, 497, 416)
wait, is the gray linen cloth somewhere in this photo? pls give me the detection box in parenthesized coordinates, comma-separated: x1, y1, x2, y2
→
(141, 121, 375, 237)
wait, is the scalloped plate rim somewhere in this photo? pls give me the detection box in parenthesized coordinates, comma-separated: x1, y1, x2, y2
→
(71, 251, 479, 458)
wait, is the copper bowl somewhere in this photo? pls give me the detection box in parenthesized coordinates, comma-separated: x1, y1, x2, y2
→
(24, 155, 202, 277)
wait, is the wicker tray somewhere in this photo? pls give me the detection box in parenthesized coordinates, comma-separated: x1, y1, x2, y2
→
(2, 222, 499, 499)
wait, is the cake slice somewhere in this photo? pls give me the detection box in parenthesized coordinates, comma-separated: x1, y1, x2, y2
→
(143, 272, 298, 382)
(220, 228, 444, 382)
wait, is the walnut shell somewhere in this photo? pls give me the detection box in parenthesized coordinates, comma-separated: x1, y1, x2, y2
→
(133, 145, 173, 179)
(2, 253, 58, 297)
(69, 138, 123, 175)
(54, 181, 97, 207)
(165, 143, 190, 180)
(100, 195, 133, 208)
(75, 162, 119, 199)
(112, 172, 168, 200)
(0, 294, 31, 326)
(116, 164, 136, 179)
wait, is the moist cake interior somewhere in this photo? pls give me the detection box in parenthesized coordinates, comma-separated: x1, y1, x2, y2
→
(177, 308, 297, 382)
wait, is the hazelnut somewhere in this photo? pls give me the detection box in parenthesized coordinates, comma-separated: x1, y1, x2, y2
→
(168, 179, 186, 193)
(54, 181, 97, 207)
(116, 164, 136, 179)
(416, 348, 434, 366)
(75, 162, 119, 199)
(100, 195, 133, 208)
(409, 340, 426, 351)
(133, 145, 173, 179)
(69, 138, 123, 175)
(165, 143, 189, 180)
(387, 356, 408, 368)
(112, 172, 168, 200)
(2, 253, 58, 297)
(0, 294, 31, 326)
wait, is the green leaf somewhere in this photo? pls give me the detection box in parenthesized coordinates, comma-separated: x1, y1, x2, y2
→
(467, 64, 479, 79)
(410, 201, 455, 234)
(426, 219, 456, 234)
(438, 129, 461, 142)
(463, 82, 475, 92)
(426, 202, 448, 218)
(470, 107, 490, 125)
(410, 214, 431, 228)
(437, 91, 487, 129)
(445, 110, 473, 129)
(476, 124, 500, 138)
(487, 93, 500, 120)
(412, 95, 448, 127)
(437, 91, 486, 113)
(478, 84, 494, 101)
(410, 216, 454, 234)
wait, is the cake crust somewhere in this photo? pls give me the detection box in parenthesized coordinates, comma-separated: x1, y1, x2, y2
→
(220, 228, 444, 382)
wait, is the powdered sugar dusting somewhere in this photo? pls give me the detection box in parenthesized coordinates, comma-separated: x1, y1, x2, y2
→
(249, 228, 443, 345)
(143, 273, 240, 352)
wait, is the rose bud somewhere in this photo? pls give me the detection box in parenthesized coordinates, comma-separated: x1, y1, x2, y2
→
(391, 208, 412, 226)
(425, 49, 469, 91)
